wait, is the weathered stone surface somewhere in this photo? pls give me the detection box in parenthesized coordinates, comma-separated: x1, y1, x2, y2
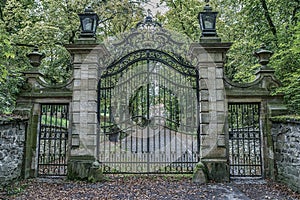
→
(272, 121, 300, 193)
(67, 156, 103, 182)
(0, 117, 27, 186)
(193, 162, 208, 184)
(202, 159, 229, 182)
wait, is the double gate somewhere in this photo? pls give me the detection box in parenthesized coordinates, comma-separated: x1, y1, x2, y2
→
(98, 49, 200, 174)
(37, 104, 69, 176)
(228, 103, 263, 178)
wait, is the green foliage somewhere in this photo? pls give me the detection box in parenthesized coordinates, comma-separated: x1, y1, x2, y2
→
(0, 181, 28, 196)
(215, 0, 300, 114)
(0, 19, 27, 113)
(129, 84, 180, 131)
(41, 115, 69, 127)
(0, 0, 147, 113)
(1, 0, 300, 115)
(95, 0, 145, 39)
(159, 0, 300, 114)
(270, 115, 300, 122)
(157, 0, 202, 41)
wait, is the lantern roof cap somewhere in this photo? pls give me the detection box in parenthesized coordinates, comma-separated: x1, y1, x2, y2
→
(84, 6, 94, 13)
(203, 0, 212, 12)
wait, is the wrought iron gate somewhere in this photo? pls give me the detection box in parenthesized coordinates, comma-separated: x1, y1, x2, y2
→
(228, 103, 263, 178)
(37, 104, 69, 176)
(98, 49, 200, 174)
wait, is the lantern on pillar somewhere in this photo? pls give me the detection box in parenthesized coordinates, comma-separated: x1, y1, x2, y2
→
(78, 6, 99, 38)
(198, 0, 218, 37)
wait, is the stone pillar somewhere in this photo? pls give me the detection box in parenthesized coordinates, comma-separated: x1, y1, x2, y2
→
(190, 41, 231, 181)
(65, 40, 109, 181)
(15, 68, 42, 178)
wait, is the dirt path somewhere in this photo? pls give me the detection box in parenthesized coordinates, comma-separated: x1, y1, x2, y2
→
(1, 176, 299, 200)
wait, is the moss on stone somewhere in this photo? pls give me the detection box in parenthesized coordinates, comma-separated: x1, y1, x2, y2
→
(192, 162, 208, 184)
(67, 156, 104, 182)
(270, 115, 300, 123)
(202, 161, 229, 182)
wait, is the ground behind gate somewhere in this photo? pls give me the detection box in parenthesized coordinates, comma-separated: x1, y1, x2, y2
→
(1, 176, 299, 200)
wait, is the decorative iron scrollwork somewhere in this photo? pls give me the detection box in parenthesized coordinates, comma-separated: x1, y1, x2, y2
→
(103, 15, 197, 72)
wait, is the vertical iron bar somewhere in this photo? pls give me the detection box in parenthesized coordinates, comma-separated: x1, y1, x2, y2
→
(252, 104, 257, 175)
(63, 105, 67, 174)
(53, 105, 58, 173)
(146, 51, 150, 173)
(47, 105, 52, 171)
(241, 104, 245, 176)
(246, 104, 251, 175)
(37, 104, 43, 176)
(147, 56, 150, 153)
(236, 104, 240, 176)
(256, 104, 262, 176)
(196, 69, 201, 158)
(58, 105, 63, 174)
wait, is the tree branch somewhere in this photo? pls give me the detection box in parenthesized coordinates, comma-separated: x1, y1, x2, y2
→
(0, 7, 3, 22)
(0, 0, 7, 22)
(171, 1, 191, 39)
(291, 0, 300, 24)
(259, 0, 277, 37)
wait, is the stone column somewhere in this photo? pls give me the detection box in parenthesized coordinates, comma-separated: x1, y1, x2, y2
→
(190, 40, 231, 181)
(66, 41, 109, 180)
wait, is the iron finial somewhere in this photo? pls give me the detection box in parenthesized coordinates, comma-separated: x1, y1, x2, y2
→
(84, 5, 94, 13)
(147, 9, 153, 18)
(145, 9, 153, 23)
(136, 9, 161, 28)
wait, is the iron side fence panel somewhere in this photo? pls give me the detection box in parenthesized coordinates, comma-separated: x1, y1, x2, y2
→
(37, 104, 69, 177)
(228, 103, 263, 178)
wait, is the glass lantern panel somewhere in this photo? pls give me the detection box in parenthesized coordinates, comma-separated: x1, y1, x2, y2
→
(82, 17, 94, 32)
(204, 15, 215, 29)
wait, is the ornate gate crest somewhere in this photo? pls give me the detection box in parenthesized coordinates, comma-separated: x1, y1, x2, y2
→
(103, 15, 197, 70)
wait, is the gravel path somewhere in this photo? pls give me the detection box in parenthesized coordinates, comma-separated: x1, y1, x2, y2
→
(1, 176, 299, 200)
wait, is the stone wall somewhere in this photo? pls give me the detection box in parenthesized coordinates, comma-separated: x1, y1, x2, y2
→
(272, 120, 300, 193)
(0, 116, 27, 186)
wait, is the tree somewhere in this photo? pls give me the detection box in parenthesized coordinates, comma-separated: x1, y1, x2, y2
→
(1, 0, 300, 114)
(156, 0, 202, 41)
(0, 0, 147, 113)
(0, 0, 30, 113)
(158, 0, 300, 114)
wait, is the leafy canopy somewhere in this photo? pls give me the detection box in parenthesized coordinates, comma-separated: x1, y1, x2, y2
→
(0, 0, 147, 113)
(159, 0, 300, 114)
(1, 0, 300, 114)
